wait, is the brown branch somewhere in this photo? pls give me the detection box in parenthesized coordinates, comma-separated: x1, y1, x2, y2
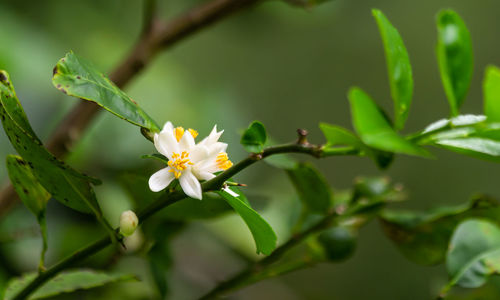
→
(0, 0, 261, 217)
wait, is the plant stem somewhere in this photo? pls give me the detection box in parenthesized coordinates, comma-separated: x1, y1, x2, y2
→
(12, 142, 355, 299)
(199, 209, 341, 300)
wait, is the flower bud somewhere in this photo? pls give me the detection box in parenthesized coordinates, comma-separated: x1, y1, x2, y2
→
(119, 210, 138, 236)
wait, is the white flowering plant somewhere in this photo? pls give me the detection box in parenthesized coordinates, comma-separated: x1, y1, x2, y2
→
(1, 4, 500, 300)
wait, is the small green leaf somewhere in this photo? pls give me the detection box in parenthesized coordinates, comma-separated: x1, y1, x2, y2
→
(241, 121, 267, 153)
(4, 270, 137, 299)
(52, 52, 160, 132)
(319, 123, 362, 149)
(445, 219, 500, 290)
(6, 155, 50, 271)
(217, 189, 277, 255)
(379, 196, 500, 265)
(484, 65, 500, 122)
(348, 87, 429, 157)
(436, 10, 473, 116)
(319, 123, 394, 169)
(286, 162, 332, 214)
(141, 153, 169, 164)
(419, 118, 500, 162)
(372, 9, 413, 130)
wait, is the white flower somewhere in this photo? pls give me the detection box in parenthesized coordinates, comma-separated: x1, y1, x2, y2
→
(148, 122, 233, 200)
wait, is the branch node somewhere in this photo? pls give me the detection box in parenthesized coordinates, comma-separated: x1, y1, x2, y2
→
(296, 128, 309, 145)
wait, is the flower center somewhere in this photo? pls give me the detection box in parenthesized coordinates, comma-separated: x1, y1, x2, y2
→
(216, 152, 233, 170)
(174, 126, 199, 142)
(168, 151, 193, 178)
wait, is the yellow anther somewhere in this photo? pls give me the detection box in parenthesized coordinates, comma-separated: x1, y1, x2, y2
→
(216, 152, 233, 170)
(174, 127, 185, 142)
(188, 128, 198, 139)
(168, 151, 193, 178)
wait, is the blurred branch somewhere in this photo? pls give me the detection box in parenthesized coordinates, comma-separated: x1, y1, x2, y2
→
(0, 0, 262, 218)
(11, 142, 355, 300)
(198, 209, 340, 300)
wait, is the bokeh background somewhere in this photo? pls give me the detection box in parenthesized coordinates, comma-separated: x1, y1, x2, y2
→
(2, 0, 500, 299)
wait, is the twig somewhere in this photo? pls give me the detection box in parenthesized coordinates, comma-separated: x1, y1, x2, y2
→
(0, 0, 262, 217)
(198, 208, 340, 299)
(11, 143, 355, 300)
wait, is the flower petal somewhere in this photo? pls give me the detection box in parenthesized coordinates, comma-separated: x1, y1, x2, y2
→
(193, 169, 216, 181)
(157, 130, 179, 159)
(200, 125, 223, 146)
(179, 130, 195, 152)
(179, 172, 202, 200)
(190, 144, 209, 163)
(149, 168, 175, 192)
(162, 121, 174, 133)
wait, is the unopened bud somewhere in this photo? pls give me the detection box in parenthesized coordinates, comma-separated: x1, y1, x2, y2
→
(120, 210, 138, 236)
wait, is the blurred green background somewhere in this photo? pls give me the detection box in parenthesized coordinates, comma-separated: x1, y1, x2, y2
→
(2, 0, 500, 299)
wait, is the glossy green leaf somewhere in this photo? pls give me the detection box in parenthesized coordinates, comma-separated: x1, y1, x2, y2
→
(319, 122, 394, 169)
(0, 70, 101, 214)
(319, 123, 362, 149)
(52, 52, 160, 131)
(373, 9, 413, 130)
(241, 121, 267, 153)
(419, 117, 500, 162)
(6, 155, 50, 270)
(445, 219, 500, 291)
(436, 10, 473, 116)
(4, 270, 137, 299)
(217, 189, 277, 255)
(119, 173, 232, 220)
(286, 162, 332, 214)
(380, 196, 500, 265)
(141, 153, 169, 164)
(348, 87, 429, 157)
(484, 65, 500, 122)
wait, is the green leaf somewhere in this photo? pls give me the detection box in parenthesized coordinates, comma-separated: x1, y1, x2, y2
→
(6, 155, 50, 271)
(418, 116, 500, 162)
(445, 219, 500, 291)
(484, 65, 500, 122)
(141, 153, 169, 164)
(379, 196, 500, 265)
(319, 122, 395, 169)
(348, 87, 429, 157)
(52, 52, 159, 132)
(286, 162, 332, 214)
(436, 10, 473, 116)
(217, 189, 277, 255)
(241, 121, 267, 153)
(0, 71, 101, 214)
(319, 123, 362, 149)
(4, 270, 137, 299)
(119, 173, 232, 220)
(372, 9, 413, 130)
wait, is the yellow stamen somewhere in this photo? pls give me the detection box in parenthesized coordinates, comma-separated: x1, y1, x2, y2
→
(168, 151, 193, 179)
(188, 128, 198, 139)
(174, 127, 185, 142)
(216, 152, 233, 170)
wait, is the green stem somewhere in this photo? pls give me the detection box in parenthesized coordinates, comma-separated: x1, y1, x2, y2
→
(12, 142, 355, 300)
(198, 209, 340, 300)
